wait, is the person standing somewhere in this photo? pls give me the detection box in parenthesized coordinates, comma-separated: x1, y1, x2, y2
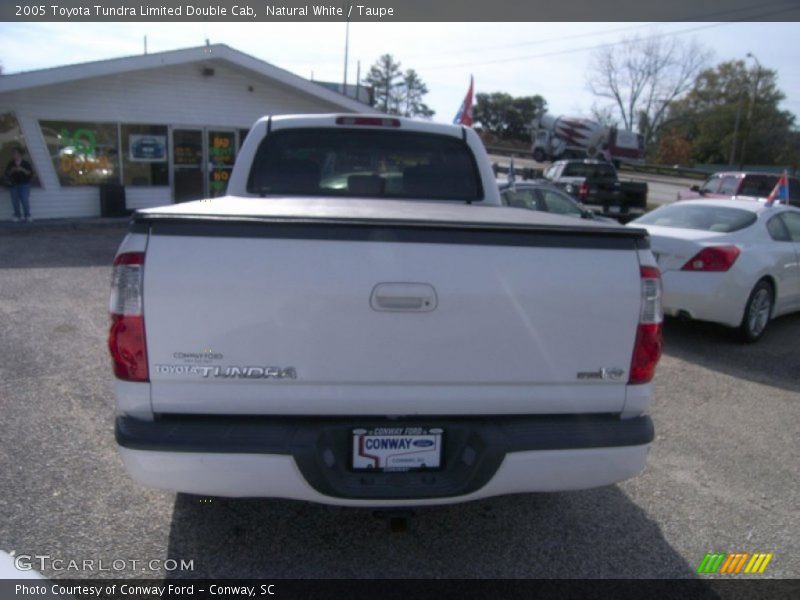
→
(5, 147, 34, 222)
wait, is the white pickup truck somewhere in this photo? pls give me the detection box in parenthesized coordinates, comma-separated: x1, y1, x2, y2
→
(109, 115, 662, 507)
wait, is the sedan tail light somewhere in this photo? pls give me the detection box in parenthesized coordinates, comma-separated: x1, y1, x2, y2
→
(578, 181, 589, 200)
(108, 252, 148, 382)
(681, 246, 740, 272)
(629, 266, 663, 385)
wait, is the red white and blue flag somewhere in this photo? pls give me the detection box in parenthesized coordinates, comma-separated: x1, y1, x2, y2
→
(453, 76, 474, 126)
(766, 170, 789, 206)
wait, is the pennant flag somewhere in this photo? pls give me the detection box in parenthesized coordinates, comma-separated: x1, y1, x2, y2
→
(766, 170, 789, 206)
(453, 76, 474, 126)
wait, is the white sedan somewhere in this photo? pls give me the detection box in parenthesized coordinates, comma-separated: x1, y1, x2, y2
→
(629, 199, 800, 341)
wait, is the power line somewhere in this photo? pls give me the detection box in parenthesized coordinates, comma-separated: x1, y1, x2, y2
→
(420, 9, 795, 72)
(404, 22, 659, 60)
(405, 0, 794, 63)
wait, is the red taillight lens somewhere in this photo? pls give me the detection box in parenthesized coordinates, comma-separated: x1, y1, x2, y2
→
(579, 182, 589, 200)
(335, 116, 401, 127)
(629, 265, 663, 384)
(630, 323, 662, 384)
(681, 245, 740, 272)
(108, 252, 148, 382)
(109, 314, 148, 381)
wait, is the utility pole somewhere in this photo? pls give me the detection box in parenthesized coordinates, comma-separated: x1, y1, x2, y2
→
(342, 3, 350, 96)
(728, 88, 744, 165)
(355, 60, 361, 103)
(738, 52, 762, 169)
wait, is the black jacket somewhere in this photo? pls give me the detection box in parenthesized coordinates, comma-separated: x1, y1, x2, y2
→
(5, 159, 34, 185)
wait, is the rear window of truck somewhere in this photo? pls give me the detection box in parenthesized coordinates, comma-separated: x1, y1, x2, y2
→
(247, 128, 483, 201)
(739, 175, 776, 197)
(561, 163, 616, 179)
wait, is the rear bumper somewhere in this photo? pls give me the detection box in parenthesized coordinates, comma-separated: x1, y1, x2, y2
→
(117, 414, 653, 506)
(661, 271, 746, 327)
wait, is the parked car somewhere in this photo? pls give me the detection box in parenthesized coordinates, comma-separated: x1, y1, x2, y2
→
(542, 159, 648, 222)
(630, 199, 800, 341)
(498, 180, 618, 223)
(677, 171, 800, 205)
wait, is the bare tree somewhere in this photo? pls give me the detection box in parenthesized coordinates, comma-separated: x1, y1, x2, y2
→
(589, 103, 618, 128)
(586, 34, 711, 145)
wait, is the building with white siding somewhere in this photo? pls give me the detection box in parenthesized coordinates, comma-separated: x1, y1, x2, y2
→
(0, 44, 377, 220)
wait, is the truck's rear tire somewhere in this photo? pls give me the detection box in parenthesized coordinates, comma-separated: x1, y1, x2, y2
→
(532, 149, 546, 163)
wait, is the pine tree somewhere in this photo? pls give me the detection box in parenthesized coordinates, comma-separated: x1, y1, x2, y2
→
(364, 54, 403, 114)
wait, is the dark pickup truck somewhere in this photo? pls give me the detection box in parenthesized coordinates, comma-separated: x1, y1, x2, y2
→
(543, 159, 648, 222)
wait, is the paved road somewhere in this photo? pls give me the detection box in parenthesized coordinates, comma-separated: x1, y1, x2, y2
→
(1, 225, 798, 580)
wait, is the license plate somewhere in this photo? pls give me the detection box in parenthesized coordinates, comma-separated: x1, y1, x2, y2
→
(608, 205, 621, 214)
(352, 427, 443, 472)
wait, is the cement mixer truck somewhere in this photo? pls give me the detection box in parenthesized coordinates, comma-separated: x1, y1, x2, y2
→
(531, 113, 644, 167)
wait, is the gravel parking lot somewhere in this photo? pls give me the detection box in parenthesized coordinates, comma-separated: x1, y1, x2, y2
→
(1, 223, 798, 580)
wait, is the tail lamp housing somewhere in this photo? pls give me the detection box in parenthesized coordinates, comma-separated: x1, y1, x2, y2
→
(629, 265, 663, 384)
(681, 246, 740, 272)
(108, 252, 148, 382)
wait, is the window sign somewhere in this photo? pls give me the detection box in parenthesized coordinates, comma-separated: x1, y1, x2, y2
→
(174, 139, 203, 167)
(129, 134, 167, 162)
(122, 125, 168, 186)
(208, 131, 236, 197)
(40, 120, 119, 186)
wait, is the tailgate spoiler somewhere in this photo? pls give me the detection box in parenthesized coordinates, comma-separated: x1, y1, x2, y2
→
(130, 211, 650, 250)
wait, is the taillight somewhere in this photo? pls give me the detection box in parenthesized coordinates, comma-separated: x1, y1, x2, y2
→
(681, 246, 740, 272)
(579, 181, 589, 200)
(629, 265, 663, 384)
(108, 251, 148, 382)
(335, 116, 401, 127)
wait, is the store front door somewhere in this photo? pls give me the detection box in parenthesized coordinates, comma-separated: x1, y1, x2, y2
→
(172, 129, 204, 203)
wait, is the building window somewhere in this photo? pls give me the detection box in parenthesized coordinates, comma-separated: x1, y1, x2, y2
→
(0, 113, 39, 186)
(121, 124, 168, 186)
(40, 120, 119, 186)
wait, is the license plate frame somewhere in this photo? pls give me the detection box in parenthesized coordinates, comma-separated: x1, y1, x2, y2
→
(351, 427, 444, 472)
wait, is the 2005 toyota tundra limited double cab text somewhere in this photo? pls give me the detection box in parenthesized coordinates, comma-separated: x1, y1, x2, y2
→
(109, 115, 663, 507)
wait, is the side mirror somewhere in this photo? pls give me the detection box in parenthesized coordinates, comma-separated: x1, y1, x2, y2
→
(690, 185, 700, 192)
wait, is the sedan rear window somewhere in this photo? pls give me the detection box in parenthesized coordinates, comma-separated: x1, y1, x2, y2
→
(634, 205, 757, 233)
(247, 128, 482, 201)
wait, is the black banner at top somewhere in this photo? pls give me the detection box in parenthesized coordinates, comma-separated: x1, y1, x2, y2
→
(3, 0, 800, 22)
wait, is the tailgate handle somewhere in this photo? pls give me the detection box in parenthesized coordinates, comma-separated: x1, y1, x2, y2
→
(370, 283, 437, 312)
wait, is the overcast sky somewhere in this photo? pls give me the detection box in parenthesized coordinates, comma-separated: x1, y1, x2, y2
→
(1, 21, 798, 124)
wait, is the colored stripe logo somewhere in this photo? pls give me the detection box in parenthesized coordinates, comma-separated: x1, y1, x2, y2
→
(696, 552, 773, 574)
